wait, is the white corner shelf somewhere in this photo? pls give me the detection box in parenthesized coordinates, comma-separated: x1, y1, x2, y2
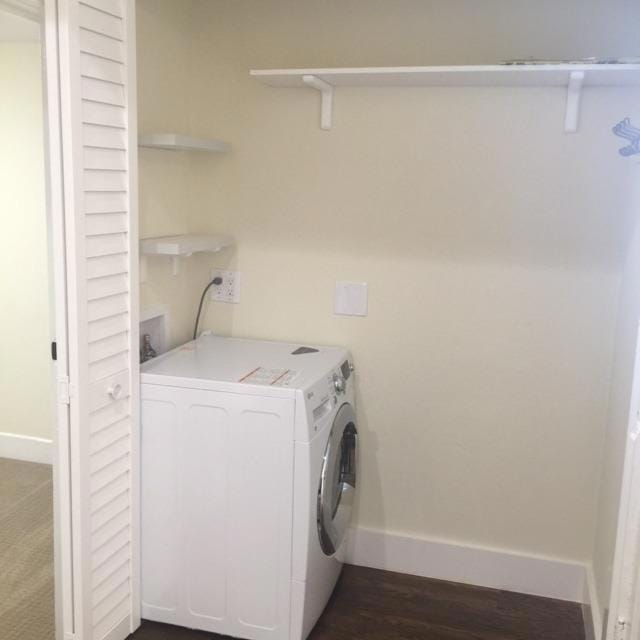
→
(250, 64, 640, 132)
(138, 133, 231, 153)
(140, 234, 233, 276)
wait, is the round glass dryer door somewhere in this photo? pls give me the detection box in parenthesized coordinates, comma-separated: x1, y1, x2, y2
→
(317, 403, 358, 556)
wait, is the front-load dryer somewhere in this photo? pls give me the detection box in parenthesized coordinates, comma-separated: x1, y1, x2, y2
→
(140, 334, 358, 640)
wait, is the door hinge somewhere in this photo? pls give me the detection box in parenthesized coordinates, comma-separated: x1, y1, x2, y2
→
(615, 618, 630, 640)
(58, 375, 71, 405)
(51, 340, 57, 361)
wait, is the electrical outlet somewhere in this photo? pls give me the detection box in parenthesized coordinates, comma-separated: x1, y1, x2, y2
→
(210, 269, 241, 303)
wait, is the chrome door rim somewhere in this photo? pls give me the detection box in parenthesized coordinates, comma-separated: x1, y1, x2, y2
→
(317, 403, 358, 556)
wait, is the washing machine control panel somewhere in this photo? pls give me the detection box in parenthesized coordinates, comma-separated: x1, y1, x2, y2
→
(305, 359, 354, 435)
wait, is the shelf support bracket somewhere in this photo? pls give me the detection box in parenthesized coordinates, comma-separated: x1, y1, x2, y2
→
(564, 71, 585, 134)
(302, 74, 334, 130)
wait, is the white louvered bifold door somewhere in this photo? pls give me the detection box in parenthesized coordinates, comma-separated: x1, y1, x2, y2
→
(57, 1, 140, 639)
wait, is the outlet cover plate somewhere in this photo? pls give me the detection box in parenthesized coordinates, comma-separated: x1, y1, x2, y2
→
(210, 269, 241, 303)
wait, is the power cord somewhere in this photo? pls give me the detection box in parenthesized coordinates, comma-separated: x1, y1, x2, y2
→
(193, 276, 223, 340)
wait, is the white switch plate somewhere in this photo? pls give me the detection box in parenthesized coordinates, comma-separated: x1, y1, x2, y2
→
(334, 281, 368, 316)
(210, 269, 241, 303)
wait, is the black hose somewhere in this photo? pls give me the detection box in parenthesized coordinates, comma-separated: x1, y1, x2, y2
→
(193, 276, 223, 340)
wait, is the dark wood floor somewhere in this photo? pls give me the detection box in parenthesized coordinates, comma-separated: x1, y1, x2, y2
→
(129, 564, 585, 640)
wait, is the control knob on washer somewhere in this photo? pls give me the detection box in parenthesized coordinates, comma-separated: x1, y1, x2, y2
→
(333, 374, 346, 394)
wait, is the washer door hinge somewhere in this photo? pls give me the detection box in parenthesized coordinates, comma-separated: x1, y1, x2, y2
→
(58, 375, 71, 405)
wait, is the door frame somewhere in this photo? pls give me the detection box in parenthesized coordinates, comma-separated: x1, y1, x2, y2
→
(42, 1, 77, 637)
(606, 322, 640, 640)
(0, 0, 77, 637)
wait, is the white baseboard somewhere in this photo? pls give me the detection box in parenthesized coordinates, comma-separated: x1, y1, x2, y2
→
(0, 431, 53, 464)
(582, 565, 602, 640)
(344, 526, 587, 603)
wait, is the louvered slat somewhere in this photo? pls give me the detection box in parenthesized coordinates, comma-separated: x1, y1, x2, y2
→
(84, 170, 128, 192)
(81, 53, 125, 84)
(88, 313, 129, 343)
(90, 456, 130, 497)
(92, 544, 130, 589)
(88, 292, 128, 321)
(79, 3, 124, 40)
(92, 529, 130, 573)
(87, 253, 128, 279)
(93, 590, 131, 638)
(81, 0, 124, 19)
(83, 103, 126, 129)
(91, 471, 130, 519)
(93, 582, 130, 626)
(85, 191, 127, 214)
(86, 213, 128, 235)
(87, 273, 128, 300)
(88, 331, 129, 362)
(82, 77, 125, 107)
(86, 232, 128, 257)
(91, 489, 130, 532)
(88, 401, 129, 435)
(93, 562, 130, 610)
(90, 416, 130, 455)
(85, 148, 127, 171)
(83, 123, 126, 149)
(80, 28, 125, 63)
(89, 351, 129, 382)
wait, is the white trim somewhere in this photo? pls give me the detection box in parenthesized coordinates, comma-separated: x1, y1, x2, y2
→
(344, 526, 586, 603)
(0, 431, 53, 464)
(43, 0, 74, 637)
(583, 565, 603, 640)
(126, 0, 141, 630)
(606, 323, 640, 640)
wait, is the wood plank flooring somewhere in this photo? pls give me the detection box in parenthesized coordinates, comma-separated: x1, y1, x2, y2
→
(129, 564, 585, 640)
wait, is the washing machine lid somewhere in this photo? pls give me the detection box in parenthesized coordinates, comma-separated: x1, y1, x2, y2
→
(141, 334, 347, 395)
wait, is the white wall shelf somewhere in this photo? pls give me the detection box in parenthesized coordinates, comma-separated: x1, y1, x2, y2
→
(250, 64, 640, 132)
(140, 234, 233, 276)
(138, 133, 231, 153)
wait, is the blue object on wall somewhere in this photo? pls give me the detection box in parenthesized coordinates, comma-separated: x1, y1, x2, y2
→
(613, 118, 640, 156)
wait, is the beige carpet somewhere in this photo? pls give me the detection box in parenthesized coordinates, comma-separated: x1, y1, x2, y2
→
(0, 457, 54, 640)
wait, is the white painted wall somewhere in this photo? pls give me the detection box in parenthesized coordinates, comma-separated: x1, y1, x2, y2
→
(137, 0, 640, 577)
(0, 42, 52, 442)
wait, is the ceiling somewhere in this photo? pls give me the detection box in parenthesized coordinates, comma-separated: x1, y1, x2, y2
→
(0, 10, 40, 42)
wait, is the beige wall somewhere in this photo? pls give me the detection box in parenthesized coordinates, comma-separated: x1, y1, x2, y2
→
(0, 42, 51, 440)
(137, 0, 640, 565)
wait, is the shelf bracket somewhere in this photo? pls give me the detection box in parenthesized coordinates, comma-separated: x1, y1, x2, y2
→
(302, 74, 334, 130)
(171, 256, 180, 276)
(564, 71, 585, 134)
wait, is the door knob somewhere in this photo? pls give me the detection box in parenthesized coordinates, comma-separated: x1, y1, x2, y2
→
(108, 383, 123, 400)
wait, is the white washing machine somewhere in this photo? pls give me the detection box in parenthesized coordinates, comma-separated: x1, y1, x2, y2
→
(140, 334, 358, 640)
